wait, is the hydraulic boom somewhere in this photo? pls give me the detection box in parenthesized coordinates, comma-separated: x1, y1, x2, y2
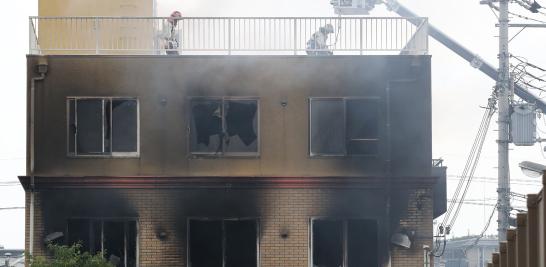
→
(383, 0, 546, 112)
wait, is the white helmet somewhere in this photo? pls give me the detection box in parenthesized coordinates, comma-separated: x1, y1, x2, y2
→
(322, 24, 334, 34)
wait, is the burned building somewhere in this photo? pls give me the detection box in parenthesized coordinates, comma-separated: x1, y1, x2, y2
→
(21, 6, 444, 267)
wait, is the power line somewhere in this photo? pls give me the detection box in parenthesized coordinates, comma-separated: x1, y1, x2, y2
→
(464, 203, 498, 255)
(513, 0, 546, 15)
(441, 98, 496, 232)
(490, 3, 546, 23)
(0, 157, 24, 160)
(0, 207, 24, 211)
(447, 178, 541, 186)
(447, 175, 541, 183)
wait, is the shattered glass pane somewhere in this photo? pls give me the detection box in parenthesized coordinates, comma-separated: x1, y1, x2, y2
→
(76, 99, 104, 154)
(190, 99, 223, 154)
(112, 99, 138, 153)
(310, 99, 345, 156)
(346, 99, 379, 155)
(224, 100, 258, 154)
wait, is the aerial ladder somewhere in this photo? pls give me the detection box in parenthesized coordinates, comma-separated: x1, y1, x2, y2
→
(331, 0, 546, 112)
(331, 0, 546, 243)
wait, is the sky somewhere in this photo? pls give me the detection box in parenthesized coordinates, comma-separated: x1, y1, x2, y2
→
(1, 0, 546, 249)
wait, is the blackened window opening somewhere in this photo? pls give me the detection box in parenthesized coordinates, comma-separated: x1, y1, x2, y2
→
(189, 220, 223, 267)
(346, 99, 379, 155)
(189, 219, 258, 267)
(66, 219, 137, 267)
(347, 219, 378, 267)
(312, 220, 343, 267)
(68, 98, 138, 156)
(310, 98, 380, 156)
(311, 219, 379, 267)
(190, 98, 258, 155)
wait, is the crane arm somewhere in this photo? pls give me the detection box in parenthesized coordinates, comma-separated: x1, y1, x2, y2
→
(385, 0, 546, 112)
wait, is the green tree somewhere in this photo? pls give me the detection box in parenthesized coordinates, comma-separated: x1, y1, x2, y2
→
(30, 243, 114, 267)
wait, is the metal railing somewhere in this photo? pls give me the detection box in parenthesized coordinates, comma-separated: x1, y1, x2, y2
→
(29, 16, 428, 55)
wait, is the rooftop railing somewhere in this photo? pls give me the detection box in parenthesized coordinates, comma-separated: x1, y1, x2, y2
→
(29, 16, 428, 55)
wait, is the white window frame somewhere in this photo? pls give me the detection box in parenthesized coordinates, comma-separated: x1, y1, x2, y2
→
(309, 217, 379, 267)
(188, 96, 260, 157)
(308, 96, 381, 157)
(66, 217, 139, 267)
(66, 96, 140, 158)
(186, 217, 261, 267)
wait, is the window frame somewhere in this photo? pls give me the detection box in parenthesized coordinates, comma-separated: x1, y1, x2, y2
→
(308, 96, 381, 157)
(309, 217, 379, 267)
(65, 217, 139, 267)
(187, 96, 261, 158)
(186, 217, 261, 267)
(66, 96, 140, 158)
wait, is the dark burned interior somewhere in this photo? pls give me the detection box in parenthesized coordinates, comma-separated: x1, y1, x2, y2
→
(312, 219, 379, 267)
(37, 188, 394, 267)
(190, 98, 258, 155)
(67, 219, 137, 267)
(310, 98, 380, 156)
(68, 98, 138, 156)
(189, 219, 258, 267)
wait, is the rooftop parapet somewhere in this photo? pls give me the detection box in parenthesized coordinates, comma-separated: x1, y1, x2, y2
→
(29, 16, 428, 55)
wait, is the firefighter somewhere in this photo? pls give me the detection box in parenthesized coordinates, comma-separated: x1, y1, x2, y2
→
(306, 24, 335, 56)
(162, 11, 182, 55)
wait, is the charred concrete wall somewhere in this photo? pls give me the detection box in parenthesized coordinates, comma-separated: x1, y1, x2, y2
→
(27, 55, 431, 178)
(25, 185, 433, 267)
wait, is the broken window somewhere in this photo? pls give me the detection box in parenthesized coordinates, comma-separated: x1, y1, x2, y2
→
(188, 219, 258, 267)
(310, 98, 380, 156)
(67, 97, 139, 156)
(311, 219, 378, 267)
(190, 98, 258, 156)
(67, 219, 137, 267)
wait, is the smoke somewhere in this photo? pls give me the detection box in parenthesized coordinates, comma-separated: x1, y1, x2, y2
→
(40, 189, 137, 235)
(157, 0, 333, 17)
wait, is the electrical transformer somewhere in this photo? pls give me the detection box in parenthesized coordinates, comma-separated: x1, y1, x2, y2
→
(511, 103, 537, 146)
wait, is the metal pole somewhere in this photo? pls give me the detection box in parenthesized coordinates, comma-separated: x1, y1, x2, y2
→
(497, 0, 511, 242)
(95, 17, 100, 54)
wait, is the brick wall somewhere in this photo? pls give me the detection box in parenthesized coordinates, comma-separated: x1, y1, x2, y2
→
(391, 188, 434, 267)
(25, 186, 433, 267)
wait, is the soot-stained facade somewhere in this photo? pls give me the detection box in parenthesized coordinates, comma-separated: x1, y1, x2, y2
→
(21, 55, 441, 267)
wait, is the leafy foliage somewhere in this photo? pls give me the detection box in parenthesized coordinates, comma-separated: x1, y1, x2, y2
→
(30, 243, 114, 267)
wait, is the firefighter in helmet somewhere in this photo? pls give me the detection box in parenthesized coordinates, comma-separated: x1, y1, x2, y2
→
(306, 24, 335, 55)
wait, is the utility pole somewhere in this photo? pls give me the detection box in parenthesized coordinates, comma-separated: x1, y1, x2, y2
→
(497, 0, 512, 241)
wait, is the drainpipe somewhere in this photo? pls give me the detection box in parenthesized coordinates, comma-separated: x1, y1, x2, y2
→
(29, 59, 48, 257)
(423, 245, 431, 267)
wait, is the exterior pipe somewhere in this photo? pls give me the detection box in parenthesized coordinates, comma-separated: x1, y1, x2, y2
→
(29, 69, 46, 258)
